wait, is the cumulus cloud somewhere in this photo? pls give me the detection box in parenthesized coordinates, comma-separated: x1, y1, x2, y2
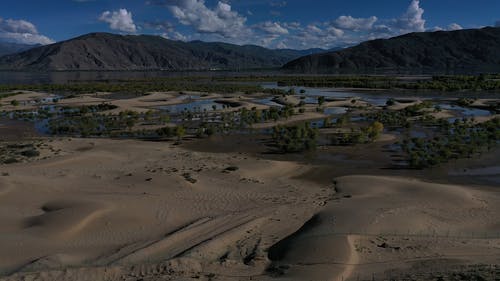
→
(264, 0, 429, 49)
(333, 16, 378, 31)
(429, 26, 444, 32)
(326, 26, 344, 37)
(161, 31, 188, 41)
(392, 0, 425, 33)
(142, 20, 175, 33)
(276, 41, 287, 49)
(256, 21, 288, 35)
(147, 0, 465, 50)
(0, 17, 54, 45)
(495, 21, 500, 27)
(156, 0, 248, 38)
(283, 22, 301, 30)
(447, 23, 463, 31)
(428, 23, 464, 32)
(276, 23, 345, 50)
(99, 9, 137, 33)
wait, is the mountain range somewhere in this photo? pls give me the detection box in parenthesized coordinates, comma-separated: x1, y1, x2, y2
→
(283, 27, 500, 73)
(0, 42, 39, 57)
(1, 27, 500, 72)
(0, 33, 325, 71)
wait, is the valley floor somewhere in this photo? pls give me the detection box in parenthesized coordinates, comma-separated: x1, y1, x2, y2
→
(0, 137, 499, 281)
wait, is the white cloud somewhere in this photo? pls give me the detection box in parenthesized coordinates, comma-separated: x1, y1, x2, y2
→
(447, 23, 463, 31)
(256, 21, 288, 35)
(306, 24, 322, 34)
(333, 16, 378, 31)
(99, 9, 137, 33)
(0, 18, 54, 45)
(283, 22, 301, 30)
(171, 31, 188, 41)
(148, 0, 467, 50)
(142, 20, 175, 33)
(164, 0, 248, 38)
(428, 23, 463, 32)
(259, 35, 280, 47)
(280, 0, 428, 49)
(161, 31, 188, 41)
(429, 26, 444, 32)
(392, 0, 426, 33)
(276, 41, 287, 49)
(326, 26, 344, 37)
(270, 1, 287, 8)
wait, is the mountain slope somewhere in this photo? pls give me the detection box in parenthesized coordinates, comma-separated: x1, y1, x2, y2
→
(0, 42, 38, 57)
(283, 27, 500, 73)
(0, 33, 324, 71)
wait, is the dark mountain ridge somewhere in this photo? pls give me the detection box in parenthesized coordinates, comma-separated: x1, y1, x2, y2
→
(283, 27, 500, 73)
(0, 33, 326, 71)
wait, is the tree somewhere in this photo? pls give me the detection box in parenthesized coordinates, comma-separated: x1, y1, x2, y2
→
(160, 114, 170, 124)
(156, 126, 173, 137)
(175, 126, 186, 141)
(126, 118, 136, 131)
(336, 114, 350, 127)
(362, 121, 384, 141)
(10, 100, 19, 106)
(318, 96, 325, 106)
(323, 117, 332, 128)
(271, 123, 318, 153)
(144, 110, 154, 122)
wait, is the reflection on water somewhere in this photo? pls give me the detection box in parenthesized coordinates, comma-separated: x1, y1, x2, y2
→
(438, 104, 492, 117)
(261, 82, 405, 106)
(324, 107, 348, 115)
(253, 97, 284, 108)
(156, 100, 226, 114)
(0, 71, 281, 85)
(261, 82, 500, 107)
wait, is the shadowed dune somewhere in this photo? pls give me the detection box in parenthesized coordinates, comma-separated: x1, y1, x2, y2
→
(24, 200, 112, 238)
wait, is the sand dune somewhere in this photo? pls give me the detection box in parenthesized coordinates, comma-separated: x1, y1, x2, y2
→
(0, 138, 330, 280)
(268, 175, 500, 281)
(23, 200, 111, 238)
(0, 138, 499, 280)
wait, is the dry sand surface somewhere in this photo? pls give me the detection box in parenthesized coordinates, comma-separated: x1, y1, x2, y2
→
(273, 175, 500, 280)
(0, 139, 499, 281)
(0, 138, 332, 281)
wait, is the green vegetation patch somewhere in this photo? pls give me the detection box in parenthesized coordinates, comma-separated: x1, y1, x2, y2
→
(402, 118, 500, 169)
(271, 123, 318, 153)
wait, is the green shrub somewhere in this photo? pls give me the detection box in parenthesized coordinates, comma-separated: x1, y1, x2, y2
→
(3, 158, 18, 164)
(20, 149, 40, 158)
(272, 123, 318, 153)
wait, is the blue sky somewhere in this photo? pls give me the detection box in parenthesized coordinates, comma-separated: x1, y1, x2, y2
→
(0, 0, 499, 49)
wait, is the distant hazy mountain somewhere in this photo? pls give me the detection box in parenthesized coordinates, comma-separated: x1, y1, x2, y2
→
(283, 27, 500, 73)
(0, 42, 39, 57)
(0, 33, 325, 71)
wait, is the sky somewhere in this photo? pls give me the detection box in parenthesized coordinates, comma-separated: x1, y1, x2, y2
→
(0, 0, 499, 50)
